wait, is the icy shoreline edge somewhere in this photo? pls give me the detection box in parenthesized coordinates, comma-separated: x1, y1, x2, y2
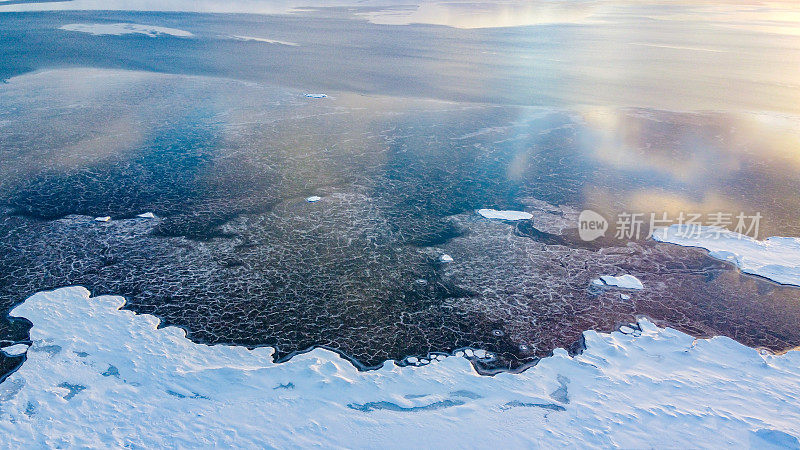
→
(1, 286, 799, 447)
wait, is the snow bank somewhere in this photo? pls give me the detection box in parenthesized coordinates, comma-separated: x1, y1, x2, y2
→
(1, 286, 799, 447)
(654, 225, 800, 286)
(59, 23, 193, 37)
(477, 209, 533, 221)
(591, 274, 644, 290)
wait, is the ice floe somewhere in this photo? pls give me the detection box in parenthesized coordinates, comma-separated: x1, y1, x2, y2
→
(1, 286, 799, 447)
(94, 216, 111, 222)
(59, 23, 193, 37)
(654, 225, 800, 287)
(306, 196, 322, 203)
(136, 212, 156, 219)
(0, 344, 28, 357)
(230, 35, 299, 46)
(477, 209, 533, 221)
(591, 274, 644, 290)
(439, 254, 454, 263)
(304, 93, 328, 98)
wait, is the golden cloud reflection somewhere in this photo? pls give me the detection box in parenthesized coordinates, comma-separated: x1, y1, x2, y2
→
(578, 107, 800, 237)
(362, 1, 603, 28)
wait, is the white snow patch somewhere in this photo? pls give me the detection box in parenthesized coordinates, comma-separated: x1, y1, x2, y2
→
(136, 212, 156, 219)
(439, 254, 454, 263)
(59, 23, 193, 37)
(94, 216, 111, 222)
(1, 286, 799, 447)
(230, 35, 299, 46)
(654, 225, 800, 287)
(304, 93, 328, 98)
(591, 274, 644, 290)
(477, 209, 533, 221)
(0, 344, 28, 357)
(306, 196, 322, 203)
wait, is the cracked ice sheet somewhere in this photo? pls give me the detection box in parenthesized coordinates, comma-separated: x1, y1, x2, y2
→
(0, 287, 799, 448)
(654, 225, 800, 287)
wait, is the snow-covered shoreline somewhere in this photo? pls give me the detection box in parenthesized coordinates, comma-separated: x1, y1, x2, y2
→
(1, 286, 798, 447)
(654, 225, 800, 287)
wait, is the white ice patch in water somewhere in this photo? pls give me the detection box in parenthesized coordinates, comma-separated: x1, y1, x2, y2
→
(304, 93, 328, 98)
(94, 216, 111, 222)
(0, 344, 28, 356)
(59, 23, 193, 37)
(591, 274, 644, 290)
(1, 286, 799, 447)
(136, 212, 156, 219)
(439, 254, 454, 263)
(306, 196, 322, 203)
(230, 35, 299, 46)
(653, 225, 800, 287)
(477, 209, 533, 221)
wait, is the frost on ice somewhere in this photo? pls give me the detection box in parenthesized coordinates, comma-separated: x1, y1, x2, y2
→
(591, 274, 644, 290)
(654, 225, 800, 287)
(477, 209, 533, 221)
(0, 286, 798, 447)
(59, 23, 193, 37)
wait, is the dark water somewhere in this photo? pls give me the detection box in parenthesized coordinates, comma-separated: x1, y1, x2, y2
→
(1, 10, 800, 377)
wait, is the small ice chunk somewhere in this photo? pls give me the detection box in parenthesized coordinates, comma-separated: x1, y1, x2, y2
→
(619, 326, 634, 334)
(94, 216, 111, 222)
(1, 344, 29, 356)
(406, 356, 418, 364)
(439, 254, 454, 263)
(306, 196, 322, 203)
(464, 349, 474, 357)
(137, 212, 156, 219)
(305, 93, 327, 98)
(477, 209, 533, 221)
(619, 293, 631, 300)
(592, 274, 644, 290)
